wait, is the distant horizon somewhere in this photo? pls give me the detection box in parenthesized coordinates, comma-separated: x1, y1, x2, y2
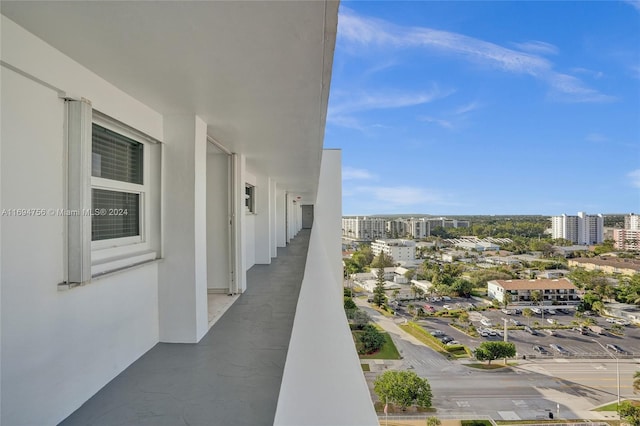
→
(341, 212, 633, 218)
(328, 2, 640, 216)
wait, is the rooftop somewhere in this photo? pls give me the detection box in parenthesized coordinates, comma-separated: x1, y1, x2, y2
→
(491, 278, 577, 291)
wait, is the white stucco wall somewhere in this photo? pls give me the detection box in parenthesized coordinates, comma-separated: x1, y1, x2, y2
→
(270, 179, 278, 257)
(1, 17, 162, 425)
(274, 149, 377, 426)
(276, 187, 286, 247)
(206, 152, 231, 292)
(244, 170, 257, 270)
(254, 171, 272, 264)
(159, 115, 209, 343)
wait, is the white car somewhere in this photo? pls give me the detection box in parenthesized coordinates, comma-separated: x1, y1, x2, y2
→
(546, 318, 557, 324)
(615, 319, 630, 326)
(443, 304, 452, 310)
(606, 318, 616, 323)
(480, 318, 492, 327)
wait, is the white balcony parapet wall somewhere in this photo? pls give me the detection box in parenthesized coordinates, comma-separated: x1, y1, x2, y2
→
(274, 150, 378, 426)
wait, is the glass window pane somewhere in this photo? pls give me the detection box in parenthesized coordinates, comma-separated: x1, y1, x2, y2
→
(92, 189, 139, 241)
(92, 124, 143, 184)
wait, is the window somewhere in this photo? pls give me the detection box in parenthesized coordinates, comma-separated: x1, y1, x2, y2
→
(65, 100, 160, 284)
(91, 123, 146, 246)
(245, 184, 255, 213)
(89, 114, 160, 272)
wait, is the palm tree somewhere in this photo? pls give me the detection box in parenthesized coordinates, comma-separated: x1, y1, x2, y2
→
(633, 371, 640, 394)
(523, 308, 533, 326)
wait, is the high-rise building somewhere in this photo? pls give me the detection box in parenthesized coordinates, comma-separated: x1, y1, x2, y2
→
(625, 213, 640, 230)
(551, 212, 603, 245)
(341, 216, 386, 240)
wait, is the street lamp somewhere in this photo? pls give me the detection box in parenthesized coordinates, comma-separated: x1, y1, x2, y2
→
(592, 339, 620, 408)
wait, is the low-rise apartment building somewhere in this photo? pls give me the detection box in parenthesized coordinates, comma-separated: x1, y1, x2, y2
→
(371, 239, 416, 262)
(488, 278, 580, 305)
(568, 257, 640, 276)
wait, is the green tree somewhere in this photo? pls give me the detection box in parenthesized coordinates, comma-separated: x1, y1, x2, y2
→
(358, 324, 385, 354)
(530, 290, 542, 305)
(392, 289, 400, 301)
(451, 278, 473, 298)
(634, 370, 640, 394)
(426, 417, 441, 426)
(373, 370, 433, 410)
(371, 251, 395, 268)
(618, 400, 640, 426)
(522, 308, 533, 326)
(474, 341, 516, 365)
(344, 297, 356, 311)
(372, 267, 387, 307)
(351, 310, 371, 330)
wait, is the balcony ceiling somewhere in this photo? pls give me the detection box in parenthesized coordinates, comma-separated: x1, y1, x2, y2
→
(1, 1, 338, 203)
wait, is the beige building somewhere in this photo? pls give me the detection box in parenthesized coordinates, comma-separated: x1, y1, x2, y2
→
(487, 278, 580, 305)
(568, 257, 640, 276)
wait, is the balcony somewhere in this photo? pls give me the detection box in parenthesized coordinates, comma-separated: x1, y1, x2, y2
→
(60, 226, 376, 426)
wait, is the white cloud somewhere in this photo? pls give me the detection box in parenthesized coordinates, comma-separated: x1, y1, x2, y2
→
(454, 101, 481, 115)
(343, 167, 375, 181)
(624, 0, 640, 12)
(512, 40, 559, 56)
(628, 169, 640, 188)
(548, 73, 616, 103)
(329, 86, 452, 116)
(419, 116, 454, 129)
(337, 7, 613, 103)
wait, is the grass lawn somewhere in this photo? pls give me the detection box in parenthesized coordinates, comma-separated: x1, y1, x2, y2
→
(594, 399, 640, 412)
(399, 322, 470, 359)
(370, 304, 395, 317)
(358, 331, 402, 359)
(464, 363, 514, 370)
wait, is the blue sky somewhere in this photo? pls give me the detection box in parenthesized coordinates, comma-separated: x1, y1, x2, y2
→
(326, 1, 640, 216)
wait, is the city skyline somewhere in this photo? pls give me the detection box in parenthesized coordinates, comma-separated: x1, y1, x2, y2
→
(326, 1, 640, 216)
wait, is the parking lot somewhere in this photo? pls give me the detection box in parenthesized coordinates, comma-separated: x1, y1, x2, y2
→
(390, 295, 640, 359)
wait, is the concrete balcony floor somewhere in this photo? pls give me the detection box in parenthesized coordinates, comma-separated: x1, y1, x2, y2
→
(60, 229, 310, 426)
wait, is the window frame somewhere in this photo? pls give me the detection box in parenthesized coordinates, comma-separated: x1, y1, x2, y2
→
(90, 115, 152, 262)
(245, 183, 255, 214)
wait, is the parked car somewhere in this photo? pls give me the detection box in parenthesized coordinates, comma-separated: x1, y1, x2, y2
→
(501, 308, 512, 315)
(513, 308, 522, 315)
(606, 343, 625, 353)
(442, 296, 452, 301)
(532, 307, 542, 314)
(430, 330, 445, 337)
(441, 336, 454, 343)
(606, 317, 616, 323)
(480, 318, 493, 327)
(488, 329, 497, 336)
(446, 340, 460, 346)
(524, 326, 537, 335)
(546, 309, 556, 315)
(533, 345, 548, 354)
(546, 318, 557, 324)
(572, 327, 588, 335)
(549, 344, 569, 355)
(545, 329, 557, 336)
(479, 329, 489, 337)
(443, 304, 452, 310)
(509, 318, 522, 326)
(615, 319, 630, 326)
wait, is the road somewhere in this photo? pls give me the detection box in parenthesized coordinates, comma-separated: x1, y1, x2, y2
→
(356, 298, 639, 421)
